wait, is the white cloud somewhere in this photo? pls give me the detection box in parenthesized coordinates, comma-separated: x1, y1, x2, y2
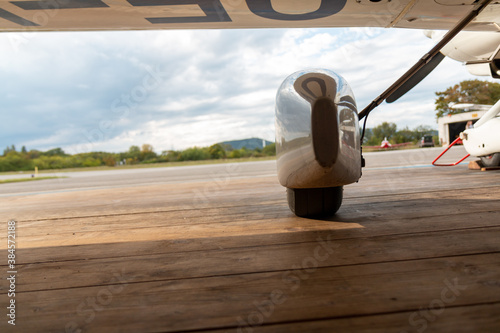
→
(160, 97, 221, 113)
(0, 27, 481, 153)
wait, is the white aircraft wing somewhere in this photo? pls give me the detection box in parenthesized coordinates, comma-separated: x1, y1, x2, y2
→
(0, 0, 499, 32)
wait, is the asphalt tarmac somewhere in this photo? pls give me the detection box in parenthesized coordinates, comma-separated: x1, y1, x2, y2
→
(0, 146, 473, 197)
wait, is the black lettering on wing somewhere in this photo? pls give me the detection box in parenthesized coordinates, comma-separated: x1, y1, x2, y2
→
(246, 0, 346, 21)
(0, 8, 39, 26)
(127, 0, 231, 24)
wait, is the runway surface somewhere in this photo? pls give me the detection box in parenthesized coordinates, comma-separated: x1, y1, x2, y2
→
(0, 146, 474, 196)
(1, 146, 499, 332)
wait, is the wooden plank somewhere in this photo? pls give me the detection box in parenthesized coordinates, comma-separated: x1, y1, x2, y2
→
(206, 303, 500, 333)
(482, 167, 500, 171)
(349, 167, 500, 199)
(4, 183, 500, 245)
(3, 198, 498, 263)
(3, 226, 499, 293)
(5, 200, 500, 264)
(2, 167, 498, 223)
(11, 183, 500, 235)
(8, 253, 500, 333)
(0, 176, 281, 221)
(1, 162, 499, 332)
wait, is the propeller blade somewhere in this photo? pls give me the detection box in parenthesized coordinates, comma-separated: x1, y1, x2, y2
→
(386, 52, 445, 103)
(358, 0, 493, 121)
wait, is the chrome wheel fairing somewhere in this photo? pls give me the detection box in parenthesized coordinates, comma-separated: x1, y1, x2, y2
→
(275, 69, 362, 189)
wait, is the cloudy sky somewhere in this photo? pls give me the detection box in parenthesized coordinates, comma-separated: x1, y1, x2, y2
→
(0, 27, 479, 154)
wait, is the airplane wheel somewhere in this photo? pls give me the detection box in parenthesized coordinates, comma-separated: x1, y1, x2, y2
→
(480, 153, 500, 167)
(286, 186, 343, 218)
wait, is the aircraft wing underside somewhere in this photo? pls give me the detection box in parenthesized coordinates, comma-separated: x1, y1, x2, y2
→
(0, 0, 499, 33)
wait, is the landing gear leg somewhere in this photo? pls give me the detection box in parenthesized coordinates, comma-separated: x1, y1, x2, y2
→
(480, 153, 500, 167)
(286, 186, 343, 218)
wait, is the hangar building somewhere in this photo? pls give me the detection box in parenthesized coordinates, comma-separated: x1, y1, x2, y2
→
(438, 110, 487, 146)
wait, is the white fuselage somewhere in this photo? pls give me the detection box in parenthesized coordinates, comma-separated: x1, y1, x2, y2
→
(461, 99, 500, 157)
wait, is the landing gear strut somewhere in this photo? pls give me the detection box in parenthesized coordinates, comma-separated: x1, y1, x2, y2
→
(480, 153, 500, 167)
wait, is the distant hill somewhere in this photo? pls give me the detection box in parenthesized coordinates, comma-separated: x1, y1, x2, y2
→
(219, 138, 274, 150)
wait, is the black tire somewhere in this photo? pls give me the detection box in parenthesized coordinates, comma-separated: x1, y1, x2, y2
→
(286, 186, 343, 218)
(480, 153, 500, 167)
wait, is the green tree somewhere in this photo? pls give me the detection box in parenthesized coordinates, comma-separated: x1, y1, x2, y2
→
(393, 126, 414, 144)
(262, 143, 276, 156)
(228, 149, 241, 159)
(208, 144, 226, 159)
(413, 125, 435, 140)
(361, 128, 373, 145)
(43, 148, 66, 156)
(140, 144, 156, 161)
(82, 157, 102, 167)
(32, 155, 75, 170)
(126, 145, 141, 163)
(162, 150, 181, 162)
(239, 147, 252, 158)
(102, 155, 116, 167)
(0, 151, 33, 171)
(373, 122, 397, 140)
(3, 145, 16, 156)
(27, 150, 41, 159)
(365, 122, 397, 145)
(435, 79, 500, 118)
(180, 147, 210, 161)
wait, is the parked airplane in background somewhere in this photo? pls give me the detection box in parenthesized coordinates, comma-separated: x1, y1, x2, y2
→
(1, 0, 499, 216)
(425, 29, 500, 168)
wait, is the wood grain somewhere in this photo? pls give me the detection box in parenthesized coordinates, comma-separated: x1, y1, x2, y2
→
(0, 164, 499, 332)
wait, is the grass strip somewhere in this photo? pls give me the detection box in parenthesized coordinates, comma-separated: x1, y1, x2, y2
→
(0, 176, 66, 184)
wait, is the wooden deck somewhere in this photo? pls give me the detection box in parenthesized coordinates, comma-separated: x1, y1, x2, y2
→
(1, 162, 500, 332)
